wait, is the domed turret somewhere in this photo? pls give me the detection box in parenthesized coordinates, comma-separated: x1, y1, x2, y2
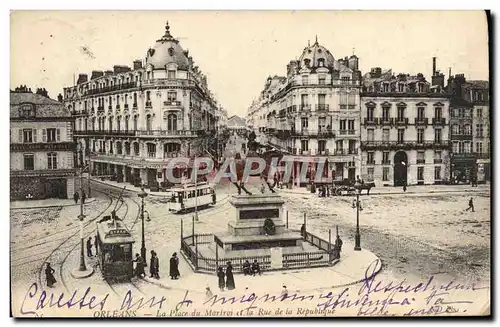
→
(298, 36, 335, 69)
(145, 22, 190, 70)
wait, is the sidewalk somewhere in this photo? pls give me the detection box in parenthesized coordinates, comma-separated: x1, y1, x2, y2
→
(90, 177, 172, 197)
(10, 197, 96, 210)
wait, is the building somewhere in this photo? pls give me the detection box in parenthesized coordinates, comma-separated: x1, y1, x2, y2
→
(10, 87, 77, 200)
(227, 115, 247, 133)
(360, 59, 451, 186)
(249, 38, 363, 185)
(64, 22, 220, 189)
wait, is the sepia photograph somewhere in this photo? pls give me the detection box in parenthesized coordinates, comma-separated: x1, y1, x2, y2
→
(9, 10, 491, 318)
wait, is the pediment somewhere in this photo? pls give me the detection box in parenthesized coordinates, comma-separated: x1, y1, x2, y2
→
(433, 102, 445, 107)
(364, 101, 377, 108)
(381, 101, 392, 108)
(396, 102, 407, 108)
(415, 102, 427, 107)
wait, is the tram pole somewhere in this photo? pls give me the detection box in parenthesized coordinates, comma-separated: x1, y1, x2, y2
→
(138, 188, 148, 266)
(194, 155, 199, 222)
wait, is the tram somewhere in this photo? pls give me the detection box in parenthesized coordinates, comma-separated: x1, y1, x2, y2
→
(168, 182, 216, 213)
(96, 214, 135, 280)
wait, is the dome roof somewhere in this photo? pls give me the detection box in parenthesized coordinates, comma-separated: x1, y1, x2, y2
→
(298, 37, 335, 69)
(145, 22, 190, 70)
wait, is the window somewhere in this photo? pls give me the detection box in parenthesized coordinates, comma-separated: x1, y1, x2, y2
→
(300, 140, 309, 152)
(318, 58, 325, 67)
(398, 84, 404, 92)
(417, 151, 425, 164)
(301, 117, 308, 129)
(382, 129, 390, 142)
(146, 91, 151, 101)
(397, 107, 405, 120)
(125, 117, 129, 131)
(348, 120, 355, 131)
(146, 115, 152, 131)
(383, 167, 389, 181)
(452, 124, 459, 135)
(147, 143, 156, 158)
(367, 152, 374, 164)
(476, 142, 483, 154)
(133, 116, 138, 131)
(23, 154, 34, 170)
(302, 75, 309, 85)
(367, 129, 374, 141)
(382, 107, 390, 121)
(434, 129, 442, 143)
(318, 140, 326, 152)
(125, 142, 130, 155)
(304, 59, 311, 68)
(339, 119, 346, 131)
(417, 167, 424, 181)
(434, 107, 442, 119)
(477, 108, 483, 118)
(301, 94, 309, 106)
(22, 129, 34, 143)
(464, 142, 471, 153)
(417, 128, 424, 143)
(434, 166, 441, 180)
(318, 94, 326, 106)
(167, 114, 177, 131)
(318, 75, 326, 85)
(367, 107, 374, 121)
(109, 140, 114, 154)
(459, 142, 464, 154)
(133, 142, 140, 156)
(383, 83, 389, 92)
(348, 140, 356, 154)
(434, 150, 442, 163)
(167, 91, 177, 102)
(108, 117, 113, 131)
(117, 117, 121, 131)
(397, 129, 405, 143)
(367, 167, 374, 178)
(382, 152, 389, 164)
(336, 140, 343, 152)
(417, 107, 425, 120)
(133, 93, 138, 106)
(477, 124, 484, 137)
(453, 141, 459, 153)
(44, 128, 59, 142)
(168, 70, 176, 79)
(116, 142, 122, 155)
(47, 152, 57, 170)
(464, 124, 471, 135)
(20, 104, 34, 117)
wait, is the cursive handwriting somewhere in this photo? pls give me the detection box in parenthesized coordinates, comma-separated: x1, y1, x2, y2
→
(120, 290, 166, 311)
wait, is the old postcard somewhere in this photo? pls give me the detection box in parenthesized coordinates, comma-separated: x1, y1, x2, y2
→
(10, 10, 491, 318)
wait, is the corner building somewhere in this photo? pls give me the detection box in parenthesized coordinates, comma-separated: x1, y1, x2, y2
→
(65, 23, 219, 189)
(360, 67, 451, 186)
(252, 39, 363, 184)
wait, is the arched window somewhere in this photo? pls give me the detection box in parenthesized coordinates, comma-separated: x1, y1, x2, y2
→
(125, 116, 129, 131)
(167, 114, 177, 131)
(146, 114, 152, 131)
(133, 93, 137, 106)
(92, 117, 96, 131)
(133, 115, 138, 131)
(464, 124, 471, 135)
(116, 141, 122, 155)
(109, 117, 113, 131)
(117, 117, 121, 131)
(451, 124, 459, 135)
(133, 142, 139, 156)
(84, 118, 88, 131)
(125, 142, 131, 155)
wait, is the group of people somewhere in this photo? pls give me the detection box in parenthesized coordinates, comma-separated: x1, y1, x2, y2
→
(242, 260, 262, 276)
(217, 262, 235, 291)
(73, 191, 87, 204)
(86, 235, 99, 257)
(133, 252, 180, 280)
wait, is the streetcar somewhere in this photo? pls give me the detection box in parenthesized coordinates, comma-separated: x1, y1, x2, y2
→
(96, 214, 135, 280)
(168, 182, 216, 213)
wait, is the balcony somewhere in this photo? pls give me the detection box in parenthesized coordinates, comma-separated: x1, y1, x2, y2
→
(84, 81, 138, 96)
(451, 133, 473, 140)
(145, 101, 152, 108)
(395, 117, 409, 126)
(348, 129, 356, 135)
(380, 117, 391, 125)
(124, 104, 129, 110)
(366, 160, 375, 165)
(317, 149, 330, 156)
(299, 104, 311, 111)
(382, 160, 391, 165)
(434, 158, 443, 163)
(164, 100, 182, 107)
(108, 105, 113, 111)
(147, 152, 156, 158)
(432, 117, 446, 125)
(134, 129, 196, 137)
(299, 149, 310, 155)
(116, 104, 121, 110)
(316, 104, 329, 111)
(133, 103, 138, 109)
(339, 130, 347, 135)
(416, 159, 426, 164)
(476, 153, 490, 159)
(414, 117, 429, 125)
(71, 109, 88, 117)
(348, 104, 356, 109)
(361, 140, 451, 151)
(364, 117, 378, 125)
(74, 130, 136, 137)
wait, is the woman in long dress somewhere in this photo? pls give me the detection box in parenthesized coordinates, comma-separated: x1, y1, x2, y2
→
(225, 262, 235, 290)
(169, 252, 180, 280)
(217, 266, 225, 291)
(45, 263, 56, 288)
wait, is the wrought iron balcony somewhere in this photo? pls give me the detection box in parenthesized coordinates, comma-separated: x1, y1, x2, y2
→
(164, 100, 182, 107)
(415, 117, 429, 125)
(316, 104, 329, 111)
(432, 117, 447, 125)
(416, 159, 426, 164)
(380, 117, 391, 125)
(361, 140, 451, 151)
(395, 117, 409, 125)
(145, 101, 152, 108)
(434, 158, 443, 163)
(364, 117, 378, 125)
(124, 104, 129, 110)
(84, 81, 138, 96)
(300, 104, 311, 111)
(382, 160, 391, 165)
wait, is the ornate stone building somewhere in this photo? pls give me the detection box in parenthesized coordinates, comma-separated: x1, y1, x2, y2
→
(10, 88, 77, 200)
(360, 62, 451, 186)
(249, 38, 363, 185)
(64, 23, 219, 188)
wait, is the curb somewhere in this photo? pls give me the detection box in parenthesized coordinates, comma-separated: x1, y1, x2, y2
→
(10, 197, 97, 210)
(90, 178, 170, 197)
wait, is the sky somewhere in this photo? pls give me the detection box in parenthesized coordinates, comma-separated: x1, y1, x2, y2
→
(10, 11, 489, 117)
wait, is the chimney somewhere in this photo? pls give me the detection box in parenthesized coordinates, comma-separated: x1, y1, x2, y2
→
(77, 74, 88, 85)
(432, 57, 436, 76)
(133, 60, 142, 70)
(113, 65, 131, 74)
(105, 70, 114, 76)
(57, 93, 63, 103)
(90, 70, 104, 80)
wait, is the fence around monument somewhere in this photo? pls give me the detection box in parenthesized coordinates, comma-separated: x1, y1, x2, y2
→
(180, 230, 336, 274)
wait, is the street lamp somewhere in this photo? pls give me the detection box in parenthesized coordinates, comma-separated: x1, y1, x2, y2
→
(352, 181, 363, 251)
(72, 165, 94, 279)
(138, 187, 148, 266)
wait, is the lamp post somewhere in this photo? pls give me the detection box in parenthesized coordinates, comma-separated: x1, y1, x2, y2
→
(71, 166, 94, 278)
(138, 187, 148, 266)
(352, 181, 363, 251)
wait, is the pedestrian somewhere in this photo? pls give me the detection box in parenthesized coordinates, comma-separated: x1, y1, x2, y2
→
(86, 237, 92, 257)
(205, 287, 214, 301)
(45, 263, 57, 288)
(335, 235, 343, 255)
(211, 188, 216, 205)
(225, 261, 235, 290)
(300, 223, 306, 238)
(260, 183, 266, 194)
(73, 191, 79, 204)
(134, 253, 146, 278)
(169, 252, 180, 280)
(466, 197, 475, 212)
(403, 182, 407, 193)
(281, 285, 288, 298)
(217, 266, 225, 291)
(94, 235, 99, 256)
(82, 191, 86, 204)
(251, 260, 261, 276)
(242, 260, 251, 276)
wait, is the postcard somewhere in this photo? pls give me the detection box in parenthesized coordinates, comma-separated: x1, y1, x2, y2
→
(10, 10, 491, 318)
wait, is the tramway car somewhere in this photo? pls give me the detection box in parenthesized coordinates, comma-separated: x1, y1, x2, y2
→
(96, 215, 135, 280)
(168, 182, 216, 213)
